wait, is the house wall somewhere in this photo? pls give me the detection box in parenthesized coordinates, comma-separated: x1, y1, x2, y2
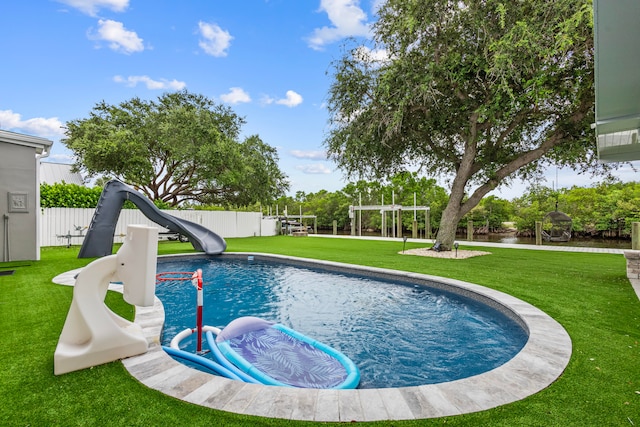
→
(0, 143, 39, 261)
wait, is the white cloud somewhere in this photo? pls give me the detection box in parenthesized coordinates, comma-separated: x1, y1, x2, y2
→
(220, 87, 251, 104)
(291, 150, 327, 160)
(0, 110, 64, 139)
(276, 90, 303, 107)
(260, 91, 303, 107)
(113, 75, 186, 90)
(57, 0, 128, 16)
(308, 0, 372, 50)
(260, 95, 275, 105)
(198, 22, 233, 57)
(92, 19, 144, 54)
(296, 163, 332, 174)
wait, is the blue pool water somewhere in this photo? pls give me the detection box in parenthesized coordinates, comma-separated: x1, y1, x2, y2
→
(156, 256, 528, 389)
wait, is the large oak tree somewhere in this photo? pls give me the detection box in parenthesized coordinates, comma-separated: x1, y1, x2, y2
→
(325, 0, 608, 250)
(63, 90, 289, 207)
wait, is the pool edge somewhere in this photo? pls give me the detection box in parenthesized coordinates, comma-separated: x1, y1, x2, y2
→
(55, 252, 572, 422)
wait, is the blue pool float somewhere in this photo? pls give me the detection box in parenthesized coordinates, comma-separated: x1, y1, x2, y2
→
(211, 316, 360, 389)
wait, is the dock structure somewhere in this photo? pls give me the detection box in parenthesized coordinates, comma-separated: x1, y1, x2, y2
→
(349, 204, 430, 239)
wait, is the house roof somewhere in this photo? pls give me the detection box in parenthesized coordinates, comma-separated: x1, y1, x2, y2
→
(0, 129, 53, 155)
(40, 162, 84, 185)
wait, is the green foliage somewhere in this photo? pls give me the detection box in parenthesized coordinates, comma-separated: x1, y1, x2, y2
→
(462, 195, 514, 230)
(325, 0, 606, 250)
(40, 182, 170, 210)
(565, 182, 640, 236)
(295, 190, 351, 230)
(40, 183, 172, 210)
(269, 172, 449, 234)
(62, 90, 288, 207)
(40, 183, 102, 208)
(511, 185, 558, 232)
(511, 181, 640, 237)
(265, 178, 639, 240)
(152, 199, 171, 210)
(198, 135, 288, 207)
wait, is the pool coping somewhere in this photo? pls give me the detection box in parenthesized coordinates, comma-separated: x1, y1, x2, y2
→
(53, 252, 572, 422)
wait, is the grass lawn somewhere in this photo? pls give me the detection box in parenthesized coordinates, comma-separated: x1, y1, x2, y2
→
(1, 235, 638, 426)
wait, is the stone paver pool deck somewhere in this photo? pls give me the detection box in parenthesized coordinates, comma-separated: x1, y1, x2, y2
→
(53, 244, 578, 422)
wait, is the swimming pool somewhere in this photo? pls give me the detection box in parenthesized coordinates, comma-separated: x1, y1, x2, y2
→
(69, 250, 572, 421)
(156, 254, 528, 389)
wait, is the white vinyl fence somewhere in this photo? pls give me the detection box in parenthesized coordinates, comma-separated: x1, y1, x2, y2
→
(41, 208, 278, 247)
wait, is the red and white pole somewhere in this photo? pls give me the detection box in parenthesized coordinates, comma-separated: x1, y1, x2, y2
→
(192, 269, 203, 353)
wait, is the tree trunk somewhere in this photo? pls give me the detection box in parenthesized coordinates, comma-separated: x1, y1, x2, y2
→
(434, 125, 478, 251)
(435, 198, 464, 251)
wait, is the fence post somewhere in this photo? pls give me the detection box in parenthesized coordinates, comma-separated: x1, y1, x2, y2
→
(425, 210, 431, 239)
(535, 221, 543, 245)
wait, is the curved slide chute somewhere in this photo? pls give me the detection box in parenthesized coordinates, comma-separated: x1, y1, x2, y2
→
(78, 180, 226, 258)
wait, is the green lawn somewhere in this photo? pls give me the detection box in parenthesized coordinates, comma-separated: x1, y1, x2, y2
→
(1, 236, 638, 426)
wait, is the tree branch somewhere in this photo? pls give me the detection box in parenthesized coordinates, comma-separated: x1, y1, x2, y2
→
(463, 86, 593, 217)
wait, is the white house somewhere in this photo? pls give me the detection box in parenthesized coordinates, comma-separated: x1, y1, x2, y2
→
(0, 130, 53, 261)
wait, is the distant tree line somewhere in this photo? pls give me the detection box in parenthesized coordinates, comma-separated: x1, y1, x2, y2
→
(41, 175, 640, 239)
(270, 175, 640, 240)
(510, 182, 640, 238)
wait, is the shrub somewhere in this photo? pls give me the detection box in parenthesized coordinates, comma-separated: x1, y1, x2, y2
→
(40, 183, 102, 208)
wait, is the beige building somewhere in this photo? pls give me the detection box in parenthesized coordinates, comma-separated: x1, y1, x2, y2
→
(0, 130, 53, 261)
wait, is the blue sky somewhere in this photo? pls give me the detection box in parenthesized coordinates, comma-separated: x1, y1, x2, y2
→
(1, 0, 637, 200)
